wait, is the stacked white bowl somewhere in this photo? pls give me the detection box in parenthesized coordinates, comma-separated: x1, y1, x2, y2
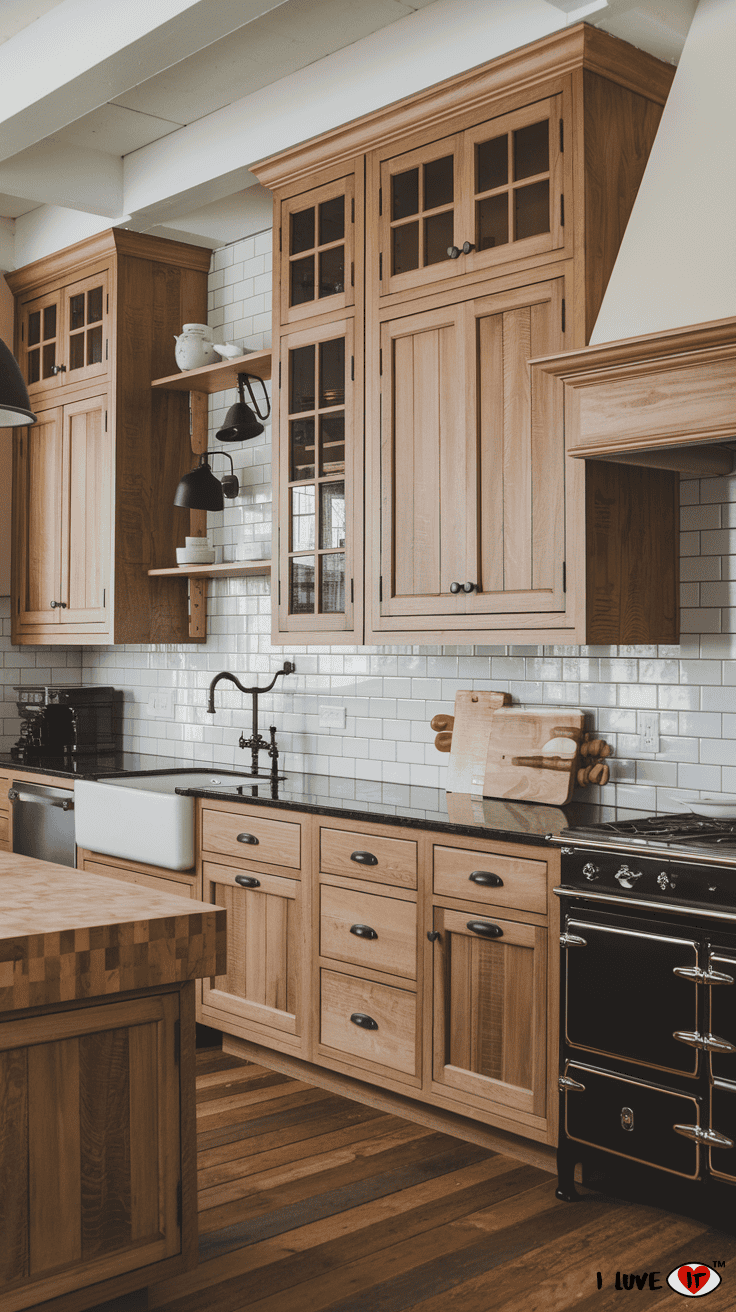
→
(176, 536, 216, 565)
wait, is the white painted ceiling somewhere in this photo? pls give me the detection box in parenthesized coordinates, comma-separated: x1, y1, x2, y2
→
(0, 0, 699, 255)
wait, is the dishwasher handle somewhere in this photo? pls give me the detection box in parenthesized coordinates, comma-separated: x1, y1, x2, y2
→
(8, 788, 74, 811)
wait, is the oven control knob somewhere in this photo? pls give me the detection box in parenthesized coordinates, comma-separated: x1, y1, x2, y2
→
(582, 862, 600, 881)
(615, 864, 643, 889)
(657, 871, 675, 890)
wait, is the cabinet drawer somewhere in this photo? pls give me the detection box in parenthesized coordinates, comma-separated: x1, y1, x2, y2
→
(320, 827, 417, 889)
(0, 815, 8, 846)
(201, 808, 301, 870)
(320, 969, 417, 1077)
(320, 885, 417, 979)
(433, 845, 547, 915)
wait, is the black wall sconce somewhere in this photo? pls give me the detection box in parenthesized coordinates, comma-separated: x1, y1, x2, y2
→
(0, 337, 36, 426)
(173, 450, 239, 511)
(216, 373, 271, 442)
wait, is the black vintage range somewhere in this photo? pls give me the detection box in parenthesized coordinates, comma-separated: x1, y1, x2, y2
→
(551, 813, 736, 1231)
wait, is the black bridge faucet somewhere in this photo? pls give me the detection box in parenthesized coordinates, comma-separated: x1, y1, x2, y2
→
(207, 661, 296, 780)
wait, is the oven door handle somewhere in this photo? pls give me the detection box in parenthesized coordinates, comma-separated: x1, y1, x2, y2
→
(673, 1124, 734, 1150)
(560, 932, 587, 948)
(558, 1075, 585, 1092)
(673, 965, 734, 985)
(673, 1029, 736, 1053)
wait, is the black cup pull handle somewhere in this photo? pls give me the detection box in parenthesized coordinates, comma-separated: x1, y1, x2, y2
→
(350, 924, 378, 940)
(237, 833, 259, 845)
(350, 1012, 378, 1031)
(350, 850, 378, 866)
(234, 874, 261, 888)
(467, 920, 503, 939)
(469, 871, 504, 888)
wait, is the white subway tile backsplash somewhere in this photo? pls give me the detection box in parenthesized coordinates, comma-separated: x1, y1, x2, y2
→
(0, 227, 729, 811)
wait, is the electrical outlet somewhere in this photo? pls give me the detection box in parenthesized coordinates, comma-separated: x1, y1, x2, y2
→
(637, 711, 660, 753)
(319, 704, 346, 730)
(147, 689, 175, 719)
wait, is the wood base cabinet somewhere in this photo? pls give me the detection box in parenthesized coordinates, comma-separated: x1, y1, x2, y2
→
(197, 801, 560, 1147)
(255, 24, 678, 646)
(8, 228, 211, 645)
(0, 986, 194, 1312)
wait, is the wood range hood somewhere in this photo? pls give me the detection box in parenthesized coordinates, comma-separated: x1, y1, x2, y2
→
(532, 316, 736, 478)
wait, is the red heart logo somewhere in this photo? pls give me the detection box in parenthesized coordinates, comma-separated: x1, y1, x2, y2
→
(678, 1265, 710, 1292)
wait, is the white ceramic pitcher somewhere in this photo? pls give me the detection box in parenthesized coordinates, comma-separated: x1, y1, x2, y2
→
(174, 323, 218, 370)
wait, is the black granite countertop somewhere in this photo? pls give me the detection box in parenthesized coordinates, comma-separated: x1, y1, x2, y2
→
(0, 754, 643, 846)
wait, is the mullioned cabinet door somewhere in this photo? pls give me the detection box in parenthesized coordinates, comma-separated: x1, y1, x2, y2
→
(278, 175, 356, 327)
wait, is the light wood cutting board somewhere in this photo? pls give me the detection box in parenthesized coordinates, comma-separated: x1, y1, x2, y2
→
(483, 707, 585, 804)
(445, 690, 511, 795)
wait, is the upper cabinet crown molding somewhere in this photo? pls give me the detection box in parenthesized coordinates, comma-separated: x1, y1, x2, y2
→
(5, 227, 211, 299)
(251, 24, 674, 192)
(532, 316, 736, 474)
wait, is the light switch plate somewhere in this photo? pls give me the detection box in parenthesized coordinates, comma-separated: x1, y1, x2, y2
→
(319, 703, 346, 729)
(147, 689, 175, 719)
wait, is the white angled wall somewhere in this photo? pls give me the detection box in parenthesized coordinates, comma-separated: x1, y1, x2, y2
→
(1, 232, 734, 810)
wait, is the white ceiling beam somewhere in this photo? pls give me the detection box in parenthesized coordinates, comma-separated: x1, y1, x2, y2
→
(0, 142, 124, 217)
(0, 0, 289, 164)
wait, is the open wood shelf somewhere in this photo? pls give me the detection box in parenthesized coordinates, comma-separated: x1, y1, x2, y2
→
(148, 561, 271, 579)
(151, 350, 271, 393)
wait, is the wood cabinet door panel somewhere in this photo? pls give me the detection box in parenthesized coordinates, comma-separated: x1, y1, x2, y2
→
(202, 862, 302, 1038)
(60, 394, 111, 626)
(432, 907, 547, 1117)
(377, 275, 565, 626)
(279, 175, 355, 326)
(0, 994, 181, 1309)
(60, 269, 110, 389)
(15, 408, 63, 628)
(379, 135, 462, 298)
(18, 290, 64, 397)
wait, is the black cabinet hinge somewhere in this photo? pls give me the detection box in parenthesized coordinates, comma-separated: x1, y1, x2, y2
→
(105, 338, 108, 360)
(278, 361, 282, 389)
(560, 194, 565, 226)
(559, 118, 564, 153)
(21, 323, 24, 341)
(278, 578, 281, 604)
(350, 578, 354, 603)
(351, 355, 354, 381)
(562, 561, 567, 593)
(351, 197, 355, 223)
(379, 252, 382, 281)
(351, 261, 354, 287)
(561, 299, 566, 333)
(379, 348, 382, 375)
(104, 410, 108, 432)
(103, 588, 105, 608)
(176, 1181, 183, 1228)
(379, 576, 383, 602)
(279, 227, 282, 252)
(379, 188, 382, 216)
(174, 1019, 180, 1064)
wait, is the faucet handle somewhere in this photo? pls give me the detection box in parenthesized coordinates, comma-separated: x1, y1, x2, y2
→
(282, 660, 296, 674)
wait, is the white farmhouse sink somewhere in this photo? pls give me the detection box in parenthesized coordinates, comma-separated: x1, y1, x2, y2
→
(75, 770, 262, 871)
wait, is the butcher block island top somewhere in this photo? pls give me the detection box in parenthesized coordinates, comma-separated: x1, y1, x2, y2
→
(0, 851, 225, 1012)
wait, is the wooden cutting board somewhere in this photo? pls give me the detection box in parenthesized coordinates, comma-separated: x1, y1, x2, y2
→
(445, 690, 511, 795)
(483, 707, 585, 804)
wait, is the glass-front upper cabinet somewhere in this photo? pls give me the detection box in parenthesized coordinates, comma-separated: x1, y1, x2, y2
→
(275, 317, 357, 638)
(19, 269, 110, 395)
(378, 95, 565, 297)
(278, 176, 355, 326)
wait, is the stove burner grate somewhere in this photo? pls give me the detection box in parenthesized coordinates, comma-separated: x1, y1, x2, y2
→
(561, 812, 736, 851)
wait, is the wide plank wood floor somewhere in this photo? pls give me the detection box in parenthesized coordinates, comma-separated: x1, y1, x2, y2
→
(138, 1050, 736, 1311)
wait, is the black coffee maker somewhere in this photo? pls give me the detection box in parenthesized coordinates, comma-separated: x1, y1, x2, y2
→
(11, 686, 123, 763)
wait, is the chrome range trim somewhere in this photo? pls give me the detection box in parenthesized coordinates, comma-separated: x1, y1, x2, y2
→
(553, 886, 736, 923)
(548, 834, 736, 868)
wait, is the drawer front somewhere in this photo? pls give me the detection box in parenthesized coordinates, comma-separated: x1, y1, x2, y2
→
(320, 969, 417, 1076)
(433, 845, 547, 914)
(201, 807, 301, 870)
(320, 827, 417, 889)
(0, 815, 8, 846)
(320, 885, 417, 979)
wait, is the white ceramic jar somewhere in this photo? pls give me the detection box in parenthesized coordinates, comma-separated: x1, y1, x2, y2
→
(173, 323, 218, 370)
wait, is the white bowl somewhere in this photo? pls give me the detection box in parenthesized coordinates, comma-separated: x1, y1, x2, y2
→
(176, 546, 216, 565)
(688, 796, 736, 819)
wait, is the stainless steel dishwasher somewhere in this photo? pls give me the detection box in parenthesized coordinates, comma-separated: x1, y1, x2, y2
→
(9, 779, 75, 866)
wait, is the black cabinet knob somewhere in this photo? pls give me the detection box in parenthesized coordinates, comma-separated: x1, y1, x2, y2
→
(350, 1012, 378, 1031)
(469, 871, 503, 887)
(449, 582, 461, 594)
(350, 924, 378, 940)
(235, 874, 260, 888)
(461, 241, 475, 254)
(427, 930, 441, 942)
(350, 850, 378, 866)
(466, 920, 503, 938)
(462, 582, 476, 593)
(447, 245, 461, 259)
(236, 832, 259, 845)
(50, 363, 66, 375)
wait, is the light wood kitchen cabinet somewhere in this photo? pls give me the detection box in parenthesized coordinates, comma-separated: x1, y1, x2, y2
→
(254, 24, 678, 646)
(7, 228, 212, 645)
(277, 173, 356, 327)
(200, 801, 560, 1147)
(77, 849, 198, 899)
(0, 989, 187, 1312)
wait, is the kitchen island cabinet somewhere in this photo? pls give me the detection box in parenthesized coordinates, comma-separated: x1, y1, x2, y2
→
(0, 851, 225, 1312)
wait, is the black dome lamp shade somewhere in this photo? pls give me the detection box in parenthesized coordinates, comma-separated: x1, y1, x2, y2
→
(173, 451, 239, 511)
(216, 372, 270, 442)
(0, 337, 36, 426)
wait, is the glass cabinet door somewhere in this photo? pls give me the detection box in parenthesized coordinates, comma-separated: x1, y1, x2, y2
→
(61, 270, 110, 387)
(277, 318, 356, 636)
(20, 291, 63, 394)
(379, 135, 462, 296)
(279, 176, 355, 325)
